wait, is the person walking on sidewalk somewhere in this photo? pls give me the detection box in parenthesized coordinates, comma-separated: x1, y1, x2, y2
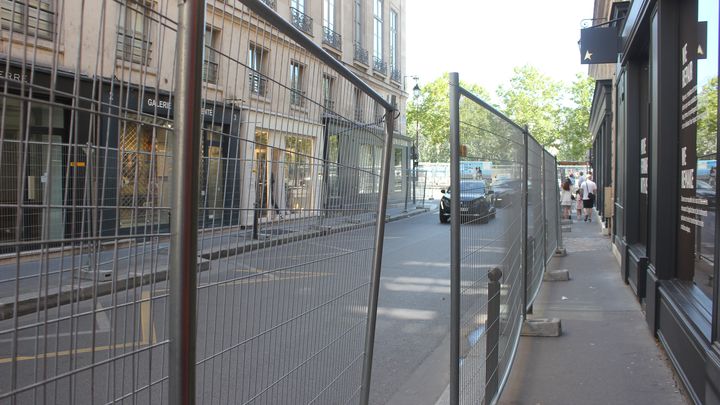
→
(575, 188, 583, 220)
(560, 179, 573, 220)
(581, 174, 597, 222)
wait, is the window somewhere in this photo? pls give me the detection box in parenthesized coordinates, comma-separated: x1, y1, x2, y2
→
(289, 61, 305, 107)
(389, 10, 398, 69)
(203, 26, 219, 84)
(117, 1, 153, 65)
(285, 136, 313, 212)
(291, 0, 304, 13)
(354, 88, 363, 121)
(394, 147, 403, 192)
(1, 0, 54, 40)
(354, 0, 362, 46)
(248, 43, 267, 96)
(679, 0, 719, 299)
(373, 0, 383, 62)
(323, 0, 335, 31)
(322, 75, 335, 110)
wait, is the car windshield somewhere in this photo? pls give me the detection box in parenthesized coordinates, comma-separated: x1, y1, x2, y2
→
(459, 181, 485, 193)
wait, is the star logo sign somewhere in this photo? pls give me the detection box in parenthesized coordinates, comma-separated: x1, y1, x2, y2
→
(584, 50, 593, 61)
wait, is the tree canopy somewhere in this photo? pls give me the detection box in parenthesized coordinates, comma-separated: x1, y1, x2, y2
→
(407, 67, 595, 162)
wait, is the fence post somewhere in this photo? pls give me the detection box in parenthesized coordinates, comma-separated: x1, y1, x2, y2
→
(542, 153, 547, 273)
(522, 128, 529, 320)
(449, 72, 461, 405)
(170, 1, 204, 404)
(360, 96, 396, 405)
(485, 267, 503, 405)
(556, 157, 564, 250)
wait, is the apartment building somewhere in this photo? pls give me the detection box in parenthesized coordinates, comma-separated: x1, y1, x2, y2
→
(0, 0, 408, 248)
(584, 0, 720, 402)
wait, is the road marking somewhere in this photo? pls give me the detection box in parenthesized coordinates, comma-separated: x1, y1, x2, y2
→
(0, 341, 154, 364)
(140, 291, 157, 345)
(95, 301, 112, 332)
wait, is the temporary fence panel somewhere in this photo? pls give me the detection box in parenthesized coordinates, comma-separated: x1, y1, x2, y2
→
(448, 73, 559, 405)
(543, 151, 559, 262)
(525, 137, 545, 311)
(0, 0, 396, 404)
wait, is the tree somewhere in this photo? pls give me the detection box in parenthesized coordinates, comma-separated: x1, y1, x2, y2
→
(697, 76, 718, 157)
(557, 74, 595, 161)
(406, 73, 490, 163)
(496, 65, 564, 148)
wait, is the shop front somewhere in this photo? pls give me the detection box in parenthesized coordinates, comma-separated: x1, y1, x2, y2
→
(606, 0, 720, 401)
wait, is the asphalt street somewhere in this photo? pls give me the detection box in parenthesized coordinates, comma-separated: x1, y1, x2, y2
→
(0, 201, 519, 404)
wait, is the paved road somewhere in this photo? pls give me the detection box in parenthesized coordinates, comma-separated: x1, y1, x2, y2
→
(0, 202, 519, 404)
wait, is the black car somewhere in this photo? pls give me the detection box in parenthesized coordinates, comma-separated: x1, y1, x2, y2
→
(489, 178, 521, 208)
(439, 180, 496, 224)
(696, 180, 717, 211)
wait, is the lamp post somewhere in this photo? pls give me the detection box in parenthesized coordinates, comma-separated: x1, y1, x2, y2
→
(410, 79, 420, 205)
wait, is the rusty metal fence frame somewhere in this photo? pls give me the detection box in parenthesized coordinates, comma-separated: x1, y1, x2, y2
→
(448, 73, 560, 405)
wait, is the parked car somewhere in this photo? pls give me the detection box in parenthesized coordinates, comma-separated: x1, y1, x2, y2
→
(490, 178, 521, 208)
(439, 180, 496, 224)
(696, 179, 717, 210)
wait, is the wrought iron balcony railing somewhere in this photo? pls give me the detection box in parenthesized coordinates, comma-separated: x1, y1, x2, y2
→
(373, 57, 387, 75)
(203, 59, 219, 84)
(249, 71, 268, 97)
(290, 88, 306, 107)
(390, 67, 401, 83)
(353, 43, 368, 65)
(322, 26, 342, 51)
(260, 0, 276, 9)
(324, 98, 335, 111)
(290, 7, 313, 36)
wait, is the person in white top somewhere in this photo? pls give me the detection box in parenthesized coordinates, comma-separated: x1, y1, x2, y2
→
(581, 174, 597, 222)
(559, 178, 573, 220)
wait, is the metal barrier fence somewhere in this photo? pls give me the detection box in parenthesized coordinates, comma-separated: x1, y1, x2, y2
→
(447, 73, 560, 405)
(0, 0, 398, 403)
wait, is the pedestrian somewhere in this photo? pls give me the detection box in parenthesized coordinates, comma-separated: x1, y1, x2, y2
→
(576, 188, 583, 220)
(577, 171, 586, 187)
(560, 179, 572, 220)
(581, 174, 597, 222)
(568, 172, 575, 187)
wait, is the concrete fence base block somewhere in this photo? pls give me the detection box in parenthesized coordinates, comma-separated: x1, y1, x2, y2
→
(561, 219, 573, 225)
(554, 247, 567, 257)
(543, 269, 570, 281)
(521, 318, 562, 337)
(562, 226, 572, 233)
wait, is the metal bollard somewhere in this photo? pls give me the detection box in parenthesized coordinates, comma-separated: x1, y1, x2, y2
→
(485, 267, 503, 405)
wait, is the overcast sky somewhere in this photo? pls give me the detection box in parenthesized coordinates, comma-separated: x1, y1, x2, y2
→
(405, 0, 595, 96)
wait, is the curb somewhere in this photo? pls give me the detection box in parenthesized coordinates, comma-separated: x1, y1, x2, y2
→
(1, 208, 429, 319)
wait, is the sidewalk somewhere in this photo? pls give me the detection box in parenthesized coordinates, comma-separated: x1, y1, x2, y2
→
(500, 211, 689, 405)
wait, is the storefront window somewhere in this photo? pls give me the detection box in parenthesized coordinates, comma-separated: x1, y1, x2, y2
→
(678, 0, 718, 298)
(118, 115, 173, 230)
(285, 136, 313, 212)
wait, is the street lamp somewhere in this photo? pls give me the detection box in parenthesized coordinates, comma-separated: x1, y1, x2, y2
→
(409, 77, 421, 205)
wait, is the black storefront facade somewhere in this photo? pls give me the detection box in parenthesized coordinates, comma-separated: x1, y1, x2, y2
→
(590, 0, 720, 402)
(0, 59, 243, 251)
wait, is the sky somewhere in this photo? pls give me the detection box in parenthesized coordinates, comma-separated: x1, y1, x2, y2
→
(405, 0, 595, 96)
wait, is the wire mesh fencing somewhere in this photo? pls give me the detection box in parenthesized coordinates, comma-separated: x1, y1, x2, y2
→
(0, 0, 399, 403)
(447, 73, 560, 405)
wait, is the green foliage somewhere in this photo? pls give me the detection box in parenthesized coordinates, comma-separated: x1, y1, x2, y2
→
(408, 67, 596, 163)
(697, 76, 718, 157)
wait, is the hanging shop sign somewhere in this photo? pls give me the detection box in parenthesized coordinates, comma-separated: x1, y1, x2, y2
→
(579, 26, 619, 64)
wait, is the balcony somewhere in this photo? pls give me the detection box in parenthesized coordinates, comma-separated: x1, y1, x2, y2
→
(391, 67, 401, 83)
(290, 7, 313, 36)
(324, 98, 335, 111)
(259, 0, 276, 9)
(203, 59, 218, 84)
(290, 89, 306, 107)
(322, 26, 342, 51)
(249, 71, 268, 97)
(353, 43, 368, 65)
(373, 57, 387, 76)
